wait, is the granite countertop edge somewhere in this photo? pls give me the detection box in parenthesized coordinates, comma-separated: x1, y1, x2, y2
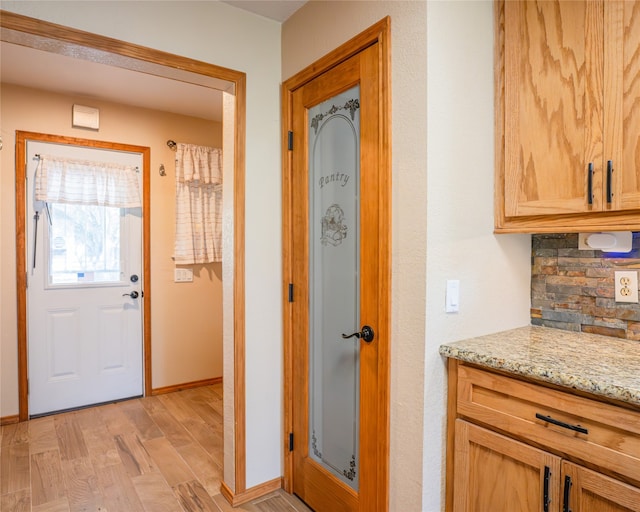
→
(439, 326, 640, 408)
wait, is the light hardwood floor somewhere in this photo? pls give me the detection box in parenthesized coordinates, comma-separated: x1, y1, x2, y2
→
(0, 385, 311, 512)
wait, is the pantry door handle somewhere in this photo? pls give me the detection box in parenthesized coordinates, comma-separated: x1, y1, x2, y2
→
(536, 413, 588, 435)
(607, 160, 613, 204)
(587, 162, 593, 205)
(342, 325, 374, 343)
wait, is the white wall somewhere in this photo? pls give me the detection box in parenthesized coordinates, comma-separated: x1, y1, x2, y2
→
(425, 2, 531, 510)
(1, 0, 283, 488)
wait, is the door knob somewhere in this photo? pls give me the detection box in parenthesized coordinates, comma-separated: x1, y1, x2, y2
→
(342, 325, 374, 343)
(123, 291, 139, 299)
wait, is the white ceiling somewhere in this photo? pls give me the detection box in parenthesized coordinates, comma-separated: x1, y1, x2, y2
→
(0, 1, 307, 122)
(222, 0, 306, 22)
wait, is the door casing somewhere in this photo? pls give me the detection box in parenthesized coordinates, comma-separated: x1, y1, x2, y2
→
(281, 17, 392, 510)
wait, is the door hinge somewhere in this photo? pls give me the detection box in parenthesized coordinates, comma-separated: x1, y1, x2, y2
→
(289, 432, 294, 452)
(27, 378, 29, 395)
(288, 283, 294, 303)
(287, 131, 293, 151)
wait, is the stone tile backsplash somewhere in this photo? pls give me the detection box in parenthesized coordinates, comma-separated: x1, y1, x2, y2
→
(531, 233, 640, 339)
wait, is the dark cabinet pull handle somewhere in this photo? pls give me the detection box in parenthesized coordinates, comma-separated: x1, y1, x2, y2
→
(543, 466, 551, 512)
(563, 475, 572, 512)
(587, 162, 593, 205)
(536, 413, 588, 435)
(607, 160, 613, 203)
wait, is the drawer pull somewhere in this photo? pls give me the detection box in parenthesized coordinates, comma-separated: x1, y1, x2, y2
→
(587, 162, 593, 205)
(535, 413, 588, 435)
(607, 160, 613, 203)
(543, 466, 551, 512)
(562, 475, 572, 512)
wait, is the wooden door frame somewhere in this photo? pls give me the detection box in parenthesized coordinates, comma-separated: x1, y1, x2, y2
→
(3, 10, 249, 496)
(281, 17, 391, 510)
(16, 131, 151, 411)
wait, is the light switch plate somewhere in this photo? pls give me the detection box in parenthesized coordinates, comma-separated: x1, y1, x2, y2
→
(446, 279, 460, 313)
(174, 268, 193, 283)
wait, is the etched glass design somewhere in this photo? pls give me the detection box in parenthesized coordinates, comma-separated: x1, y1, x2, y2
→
(308, 85, 360, 491)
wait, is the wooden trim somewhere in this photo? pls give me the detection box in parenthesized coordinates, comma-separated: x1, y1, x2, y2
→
(0, 10, 242, 83)
(151, 377, 222, 396)
(282, 16, 391, 509)
(0, 415, 20, 426)
(444, 358, 459, 512)
(5, 16, 247, 494)
(233, 73, 247, 494)
(375, 21, 392, 511)
(142, 148, 152, 398)
(220, 477, 282, 507)
(15, 133, 28, 422)
(282, 17, 389, 92)
(15, 132, 151, 422)
(281, 68, 294, 497)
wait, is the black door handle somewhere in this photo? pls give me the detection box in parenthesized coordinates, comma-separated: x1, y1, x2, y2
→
(342, 325, 374, 343)
(123, 291, 139, 299)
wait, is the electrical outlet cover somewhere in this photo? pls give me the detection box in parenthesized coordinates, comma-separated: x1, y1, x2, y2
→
(614, 270, 639, 303)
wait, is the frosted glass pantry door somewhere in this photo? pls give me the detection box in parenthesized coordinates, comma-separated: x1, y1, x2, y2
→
(288, 35, 390, 511)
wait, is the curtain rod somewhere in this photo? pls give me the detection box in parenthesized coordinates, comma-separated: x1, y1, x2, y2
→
(34, 154, 139, 171)
(167, 139, 177, 150)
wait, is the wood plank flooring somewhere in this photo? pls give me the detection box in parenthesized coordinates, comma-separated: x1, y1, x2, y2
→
(0, 385, 311, 512)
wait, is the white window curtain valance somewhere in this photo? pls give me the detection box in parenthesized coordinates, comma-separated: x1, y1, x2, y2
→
(35, 154, 141, 208)
(174, 143, 223, 264)
(176, 143, 222, 184)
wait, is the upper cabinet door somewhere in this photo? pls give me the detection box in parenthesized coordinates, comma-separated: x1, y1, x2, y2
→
(503, 0, 604, 217)
(605, 2, 640, 211)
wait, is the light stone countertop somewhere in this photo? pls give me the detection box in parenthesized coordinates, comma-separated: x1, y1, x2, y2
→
(439, 325, 640, 407)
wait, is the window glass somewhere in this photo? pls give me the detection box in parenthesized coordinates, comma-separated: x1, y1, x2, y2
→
(47, 203, 122, 285)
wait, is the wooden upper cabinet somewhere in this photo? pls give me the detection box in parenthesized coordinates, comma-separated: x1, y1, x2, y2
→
(504, 0, 603, 217)
(606, 2, 640, 212)
(496, 0, 640, 232)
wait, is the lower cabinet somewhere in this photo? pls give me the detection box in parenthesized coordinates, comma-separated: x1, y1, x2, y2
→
(454, 420, 640, 512)
(447, 361, 640, 512)
(563, 461, 640, 512)
(453, 420, 558, 512)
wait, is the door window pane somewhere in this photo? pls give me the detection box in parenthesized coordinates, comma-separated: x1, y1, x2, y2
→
(47, 203, 122, 285)
(308, 85, 361, 490)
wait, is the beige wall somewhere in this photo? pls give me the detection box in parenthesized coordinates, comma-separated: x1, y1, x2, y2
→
(284, 2, 428, 509)
(1, 83, 223, 416)
(424, 2, 531, 509)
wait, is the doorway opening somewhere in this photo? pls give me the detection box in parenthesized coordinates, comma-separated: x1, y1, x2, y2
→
(2, 10, 247, 495)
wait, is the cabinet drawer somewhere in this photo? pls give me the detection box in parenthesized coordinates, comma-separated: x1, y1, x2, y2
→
(457, 365, 640, 485)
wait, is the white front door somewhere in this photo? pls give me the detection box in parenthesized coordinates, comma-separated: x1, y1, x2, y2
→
(26, 140, 144, 416)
